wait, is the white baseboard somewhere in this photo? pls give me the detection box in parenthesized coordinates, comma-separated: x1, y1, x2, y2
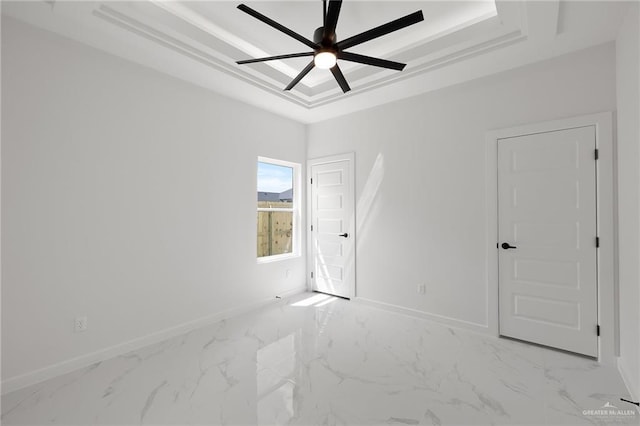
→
(617, 356, 640, 402)
(1, 285, 306, 395)
(354, 297, 492, 336)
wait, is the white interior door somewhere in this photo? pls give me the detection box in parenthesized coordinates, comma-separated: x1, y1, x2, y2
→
(309, 155, 355, 299)
(498, 126, 598, 357)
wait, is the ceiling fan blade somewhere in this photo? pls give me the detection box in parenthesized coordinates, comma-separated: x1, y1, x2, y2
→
(338, 51, 406, 71)
(323, 0, 327, 27)
(323, 0, 342, 42)
(237, 4, 317, 49)
(330, 64, 351, 93)
(237, 52, 314, 65)
(285, 60, 316, 91)
(336, 10, 424, 51)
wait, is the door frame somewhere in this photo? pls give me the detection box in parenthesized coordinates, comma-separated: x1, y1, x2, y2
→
(485, 112, 615, 364)
(307, 152, 356, 299)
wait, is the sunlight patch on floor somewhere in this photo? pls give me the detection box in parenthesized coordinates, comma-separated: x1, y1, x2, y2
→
(291, 293, 337, 307)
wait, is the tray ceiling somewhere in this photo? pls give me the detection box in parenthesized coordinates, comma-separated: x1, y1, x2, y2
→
(2, 1, 629, 122)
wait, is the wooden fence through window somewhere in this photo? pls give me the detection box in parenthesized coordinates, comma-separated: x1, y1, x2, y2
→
(257, 201, 293, 257)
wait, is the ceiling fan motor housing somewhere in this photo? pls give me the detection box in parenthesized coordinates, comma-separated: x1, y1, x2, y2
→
(314, 27, 336, 47)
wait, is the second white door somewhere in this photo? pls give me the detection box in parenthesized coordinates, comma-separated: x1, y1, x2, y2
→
(309, 154, 355, 299)
(498, 126, 598, 357)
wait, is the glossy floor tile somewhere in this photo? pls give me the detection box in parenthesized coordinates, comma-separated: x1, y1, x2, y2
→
(2, 293, 638, 425)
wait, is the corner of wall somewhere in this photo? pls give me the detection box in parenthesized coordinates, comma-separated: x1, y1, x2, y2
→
(615, 0, 640, 401)
(618, 357, 640, 401)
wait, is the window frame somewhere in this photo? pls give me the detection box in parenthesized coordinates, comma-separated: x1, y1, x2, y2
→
(256, 156, 301, 263)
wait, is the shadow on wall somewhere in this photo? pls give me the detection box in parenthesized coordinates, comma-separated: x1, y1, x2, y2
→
(350, 152, 385, 297)
(356, 152, 385, 245)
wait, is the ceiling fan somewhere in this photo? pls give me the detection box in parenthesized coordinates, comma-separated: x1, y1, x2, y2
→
(236, 0, 424, 93)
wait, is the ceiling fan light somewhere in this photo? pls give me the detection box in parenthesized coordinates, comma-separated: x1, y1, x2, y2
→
(314, 51, 337, 69)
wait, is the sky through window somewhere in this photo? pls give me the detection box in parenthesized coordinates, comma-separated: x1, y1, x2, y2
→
(257, 162, 293, 193)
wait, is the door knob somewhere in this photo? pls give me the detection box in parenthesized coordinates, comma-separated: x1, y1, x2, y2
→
(501, 242, 517, 249)
(339, 233, 349, 238)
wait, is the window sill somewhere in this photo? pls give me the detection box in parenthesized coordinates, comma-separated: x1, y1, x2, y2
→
(257, 253, 300, 264)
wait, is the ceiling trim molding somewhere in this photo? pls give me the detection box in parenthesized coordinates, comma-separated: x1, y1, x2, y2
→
(309, 29, 526, 108)
(93, 4, 314, 109)
(93, 2, 523, 110)
(2, 0, 625, 122)
(148, 0, 303, 81)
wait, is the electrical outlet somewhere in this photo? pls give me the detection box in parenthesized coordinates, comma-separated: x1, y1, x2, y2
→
(285, 269, 291, 279)
(74, 316, 88, 333)
(417, 284, 426, 294)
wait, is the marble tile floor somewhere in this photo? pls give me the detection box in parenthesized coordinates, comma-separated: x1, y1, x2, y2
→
(2, 292, 638, 426)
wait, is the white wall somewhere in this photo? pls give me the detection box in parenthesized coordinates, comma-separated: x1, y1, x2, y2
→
(616, 1, 640, 400)
(308, 43, 617, 330)
(1, 17, 306, 387)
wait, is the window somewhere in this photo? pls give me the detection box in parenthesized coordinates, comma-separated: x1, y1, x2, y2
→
(257, 157, 300, 261)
